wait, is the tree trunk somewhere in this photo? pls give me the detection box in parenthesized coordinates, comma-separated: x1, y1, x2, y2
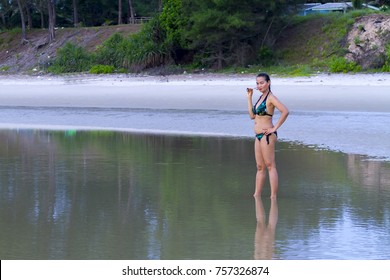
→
(72, 0, 79, 27)
(217, 49, 223, 70)
(47, 0, 56, 42)
(0, 0, 10, 28)
(17, 0, 28, 44)
(1, 13, 6, 28)
(36, 0, 45, 29)
(261, 16, 275, 49)
(40, 11, 45, 29)
(26, 0, 33, 29)
(158, 0, 162, 12)
(118, 0, 122, 25)
(128, 0, 135, 24)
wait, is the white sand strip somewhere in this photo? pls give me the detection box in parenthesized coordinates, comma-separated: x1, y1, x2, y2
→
(1, 73, 390, 112)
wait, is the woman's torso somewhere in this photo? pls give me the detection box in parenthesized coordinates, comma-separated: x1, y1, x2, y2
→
(253, 93, 275, 134)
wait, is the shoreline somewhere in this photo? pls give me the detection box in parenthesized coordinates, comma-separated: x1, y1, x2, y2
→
(1, 72, 390, 86)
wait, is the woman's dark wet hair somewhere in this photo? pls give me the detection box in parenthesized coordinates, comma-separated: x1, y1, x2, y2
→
(257, 72, 271, 91)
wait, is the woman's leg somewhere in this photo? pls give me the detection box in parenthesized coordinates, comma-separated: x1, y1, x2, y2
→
(260, 134, 278, 198)
(254, 139, 266, 197)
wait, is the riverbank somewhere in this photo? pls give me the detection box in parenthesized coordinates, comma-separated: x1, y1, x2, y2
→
(1, 73, 390, 161)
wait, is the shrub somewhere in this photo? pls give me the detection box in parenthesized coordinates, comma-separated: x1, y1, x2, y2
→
(122, 17, 171, 72)
(257, 46, 274, 66)
(95, 17, 171, 72)
(0, 65, 10, 72)
(95, 33, 129, 68)
(382, 44, 390, 72)
(352, 0, 363, 9)
(380, 5, 389, 12)
(89, 64, 115, 74)
(48, 42, 93, 73)
(328, 56, 361, 73)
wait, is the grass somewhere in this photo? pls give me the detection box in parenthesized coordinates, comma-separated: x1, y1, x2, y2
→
(275, 13, 353, 65)
(0, 65, 10, 72)
(273, 10, 388, 75)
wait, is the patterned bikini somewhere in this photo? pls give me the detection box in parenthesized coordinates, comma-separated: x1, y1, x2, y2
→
(252, 91, 277, 144)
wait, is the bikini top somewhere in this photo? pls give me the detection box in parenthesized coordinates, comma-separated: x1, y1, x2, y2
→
(253, 92, 273, 117)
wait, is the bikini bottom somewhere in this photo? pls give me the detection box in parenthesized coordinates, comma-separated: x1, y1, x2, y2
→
(255, 131, 277, 145)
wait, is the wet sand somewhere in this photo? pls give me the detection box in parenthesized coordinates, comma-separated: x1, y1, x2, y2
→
(1, 73, 390, 160)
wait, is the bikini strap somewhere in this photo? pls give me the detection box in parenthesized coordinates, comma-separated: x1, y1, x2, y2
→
(253, 95, 262, 108)
(263, 91, 271, 102)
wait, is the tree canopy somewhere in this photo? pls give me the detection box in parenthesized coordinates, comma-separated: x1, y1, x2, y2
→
(0, 0, 161, 30)
(181, 0, 298, 68)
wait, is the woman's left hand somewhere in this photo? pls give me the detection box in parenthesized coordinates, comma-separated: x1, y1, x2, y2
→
(263, 127, 276, 135)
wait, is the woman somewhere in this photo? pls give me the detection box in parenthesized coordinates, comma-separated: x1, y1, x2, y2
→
(254, 196, 278, 259)
(247, 73, 289, 198)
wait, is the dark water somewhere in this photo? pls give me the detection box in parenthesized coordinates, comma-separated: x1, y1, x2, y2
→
(1, 129, 389, 260)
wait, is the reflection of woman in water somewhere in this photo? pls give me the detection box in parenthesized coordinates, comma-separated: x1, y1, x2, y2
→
(247, 73, 289, 198)
(254, 196, 278, 260)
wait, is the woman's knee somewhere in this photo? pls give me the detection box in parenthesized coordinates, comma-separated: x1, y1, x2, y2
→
(264, 161, 276, 171)
(256, 163, 266, 171)
(266, 162, 276, 172)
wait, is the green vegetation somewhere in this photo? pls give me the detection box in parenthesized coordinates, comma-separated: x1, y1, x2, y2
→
(0, 0, 161, 29)
(34, 2, 390, 75)
(89, 65, 115, 74)
(328, 57, 362, 73)
(48, 42, 93, 74)
(274, 13, 355, 69)
(352, 0, 363, 9)
(268, 9, 389, 75)
(0, 65, 10, 72)
(120, 17, 171, 72)
(94, 33, 129, 68)
(382, 43, 390, 72)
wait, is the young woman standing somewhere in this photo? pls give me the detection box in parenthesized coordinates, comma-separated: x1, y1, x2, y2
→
(247, 73, 289, 198)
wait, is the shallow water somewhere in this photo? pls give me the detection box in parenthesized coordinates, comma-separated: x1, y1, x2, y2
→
(1, 129, 389, 260)
(1, 106, 390, 161)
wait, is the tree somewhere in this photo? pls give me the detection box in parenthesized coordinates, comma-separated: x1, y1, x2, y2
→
(0, 0, 11, 28)
(25, 0, 33, 29)
(182, 0, 299, 69)
(159, 0, 187, 61)
(158, 0, 163, 11)
(17, 0, 28, 43)
(47, 0, 56, 42)
(182, 0, 263, 68)
(73, 0, 79, 26)
(118, 0, 122, 24)
(1, 0, 160, 30)
(352, 0, 363, 9)
(35, 0, 46, 29)
(128, 0, 135, 24)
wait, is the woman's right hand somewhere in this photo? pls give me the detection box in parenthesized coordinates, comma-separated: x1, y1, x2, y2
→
(247, 88, 253, 97)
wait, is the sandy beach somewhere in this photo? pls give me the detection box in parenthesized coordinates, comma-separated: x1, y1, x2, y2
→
(1, 72, 390, 110)
(1, 73, 390, 160)
(1, 73, 390, 262)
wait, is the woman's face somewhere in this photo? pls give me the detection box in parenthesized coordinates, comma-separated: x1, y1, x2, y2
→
(256, 77, 270, 92)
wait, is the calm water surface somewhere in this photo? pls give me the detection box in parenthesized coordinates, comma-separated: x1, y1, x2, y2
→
(1, 129, 389, 259)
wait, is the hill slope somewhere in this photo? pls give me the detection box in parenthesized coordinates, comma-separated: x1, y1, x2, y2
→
(0, 24, 141, 73)
(274, 13, 390, 71)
